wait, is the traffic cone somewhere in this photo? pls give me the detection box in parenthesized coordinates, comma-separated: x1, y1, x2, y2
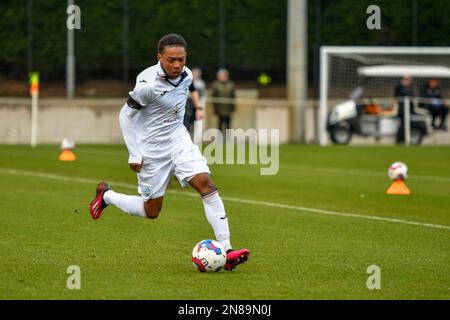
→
(59, 149, 76, 161)
(386, 179, 410, 195)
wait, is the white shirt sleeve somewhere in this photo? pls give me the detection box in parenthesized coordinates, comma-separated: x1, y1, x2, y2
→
(119, 83, 155, 164)
(119, 104, 142, 164)
(129, 82, 154, 107)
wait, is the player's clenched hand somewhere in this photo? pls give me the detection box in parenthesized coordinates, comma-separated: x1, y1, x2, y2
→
(129, 161, 143, 173)
(195, 109, 203, 120)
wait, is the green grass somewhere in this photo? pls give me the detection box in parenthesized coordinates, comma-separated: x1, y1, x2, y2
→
(0, 144, 449, 299)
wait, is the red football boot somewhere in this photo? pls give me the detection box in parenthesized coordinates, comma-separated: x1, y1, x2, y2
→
(89, 182, 111, 220)
(224, 248, 250, 271)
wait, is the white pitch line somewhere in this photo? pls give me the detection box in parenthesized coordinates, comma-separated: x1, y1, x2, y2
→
(217, 196, 450, 231)
(8, 145, 450, 183)
(282, 164, 450, 184)
(0, 167, 449, 231)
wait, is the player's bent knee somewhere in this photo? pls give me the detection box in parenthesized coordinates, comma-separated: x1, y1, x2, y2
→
(203, 180, 217, 194)
(190, 173, 217, 195)
(144, 207, 160, 219)
(199, 176, 216, 192)
(143, 201, 162, 219)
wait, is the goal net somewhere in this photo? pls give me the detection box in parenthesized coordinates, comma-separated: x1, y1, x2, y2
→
(319, 46, 450, 145)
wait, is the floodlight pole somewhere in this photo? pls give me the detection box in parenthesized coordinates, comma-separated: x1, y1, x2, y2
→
(313, 0, 322, 143)
(287, 0, 308, 143)
(66, 0, 75, 99)
(123, 0, 129, 93)
(218, 0, 225, 68)
(412, 0, 418, 45)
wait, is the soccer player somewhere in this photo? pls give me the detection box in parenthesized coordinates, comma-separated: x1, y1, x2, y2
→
(89, 34, 249, 271)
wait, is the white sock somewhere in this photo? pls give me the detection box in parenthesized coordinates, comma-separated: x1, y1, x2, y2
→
(202, 191, 232, 252)
(103, 190, 146, 218)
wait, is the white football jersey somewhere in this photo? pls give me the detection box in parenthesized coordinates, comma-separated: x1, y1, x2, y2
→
(119, 61, 194, 163)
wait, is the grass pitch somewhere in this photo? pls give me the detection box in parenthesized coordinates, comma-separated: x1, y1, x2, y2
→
(0, 144, 449, 299)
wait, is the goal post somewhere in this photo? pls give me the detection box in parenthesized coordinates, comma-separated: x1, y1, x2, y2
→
(319, 46, 450, 145)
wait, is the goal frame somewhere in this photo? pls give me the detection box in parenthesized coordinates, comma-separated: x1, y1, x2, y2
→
(319, 46, 450, 145)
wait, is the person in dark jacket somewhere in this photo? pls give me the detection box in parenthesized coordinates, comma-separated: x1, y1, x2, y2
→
(394, 75, 416, 143)
(420, 79, 449, 130)
(211, 69, 236, 133)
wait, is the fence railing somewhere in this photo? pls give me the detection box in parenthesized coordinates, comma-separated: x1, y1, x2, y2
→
(0, 95, 448, 145)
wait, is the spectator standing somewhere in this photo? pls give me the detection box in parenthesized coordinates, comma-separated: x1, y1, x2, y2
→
(394, 75, 416, 143)
(211, 69, 236, 133)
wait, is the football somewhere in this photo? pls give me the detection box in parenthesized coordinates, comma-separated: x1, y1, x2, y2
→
(60, 138, 75, 150)
(192, 239, 227, 272)
(388, 162, 408, 180)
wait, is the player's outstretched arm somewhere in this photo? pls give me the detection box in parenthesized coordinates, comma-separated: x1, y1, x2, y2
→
(119, 104, 142, 171)
(120, 83, 154, 172)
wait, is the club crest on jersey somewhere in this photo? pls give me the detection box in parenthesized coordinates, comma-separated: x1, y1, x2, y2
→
(171, 105, 182, 119)
(142, 186, 153, 198)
